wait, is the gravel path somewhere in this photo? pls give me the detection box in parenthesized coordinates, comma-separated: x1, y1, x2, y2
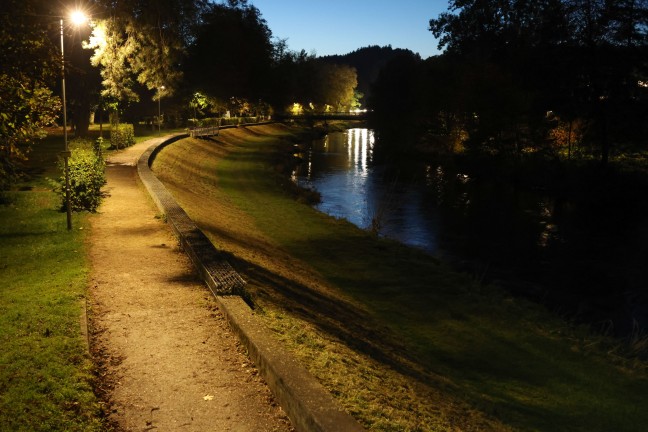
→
(88, 137, 293, 431)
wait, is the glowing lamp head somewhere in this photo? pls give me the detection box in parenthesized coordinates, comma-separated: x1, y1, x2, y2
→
(70, 10, 88, 26)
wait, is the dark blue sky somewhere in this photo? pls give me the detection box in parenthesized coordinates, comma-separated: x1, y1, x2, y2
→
(248, 0, 448, 58)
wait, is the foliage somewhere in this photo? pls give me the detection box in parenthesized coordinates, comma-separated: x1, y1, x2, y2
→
(83, 0, 362, 124)
(312, 62, 358, 112)
(52, 138, 106, 212)
(189, 91, 209, 120)
(547, 114, 587, 159)
(110, 123, 135, 149)
(269, 49, 360, 113)
(184, 0, 274, 101)
(0, 0, 62, 190)
(370, 0, 648, 163)
(85, 0, 209, 116)
(320, 45, 420, 104)
(0, 74, 61, 190)
(85, 18, 140, 108)
(183, 1, 359, 115)
(367, 51, 428, 157)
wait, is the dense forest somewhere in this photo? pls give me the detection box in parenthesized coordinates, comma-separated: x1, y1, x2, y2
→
(320, 45, 420, 107)
(368, 0, 648, 167)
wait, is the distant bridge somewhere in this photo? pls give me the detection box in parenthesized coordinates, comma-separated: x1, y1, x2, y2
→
(276, 112, 368, 121)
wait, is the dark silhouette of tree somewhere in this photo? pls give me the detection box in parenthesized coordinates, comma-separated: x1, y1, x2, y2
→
(66, 21, 100, 137)
(368, 51, 425, 157)
(267, 44, 313, 111)
(265, 47, 359, 114)
(184, 0, 274, 103)
(320, 45, 417, 106)
(397, 0, 648, 164)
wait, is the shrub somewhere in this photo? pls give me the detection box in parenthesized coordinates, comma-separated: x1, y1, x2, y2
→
(53, 138, 106, 212)
(93, 136, 104, 158)
(220, 117, 240, 126)
(110, 123, 135, 149)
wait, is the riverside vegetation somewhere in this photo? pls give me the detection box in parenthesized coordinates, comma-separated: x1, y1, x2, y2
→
(152, 122, 648, 432)
(0, 125, 176, 431)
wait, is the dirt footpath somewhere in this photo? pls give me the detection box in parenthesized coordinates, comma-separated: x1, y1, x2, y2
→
(88, 138, 293, 431)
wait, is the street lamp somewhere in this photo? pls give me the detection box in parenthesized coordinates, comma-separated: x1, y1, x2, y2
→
(158, 85, 165, 134)
(60, 10, 87, 230)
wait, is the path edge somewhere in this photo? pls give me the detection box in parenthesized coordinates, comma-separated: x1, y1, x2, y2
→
(136, 132, 366, 432)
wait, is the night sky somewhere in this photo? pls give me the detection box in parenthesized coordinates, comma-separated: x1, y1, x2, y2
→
(248, 0, 448, 58)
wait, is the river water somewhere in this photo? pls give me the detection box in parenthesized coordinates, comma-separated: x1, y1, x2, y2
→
(292, 128, 648, 336)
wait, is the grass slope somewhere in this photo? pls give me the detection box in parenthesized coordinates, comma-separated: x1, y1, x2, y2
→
(152, 123, 648, 432)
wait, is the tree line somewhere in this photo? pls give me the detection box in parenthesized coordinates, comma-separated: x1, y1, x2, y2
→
(369, 0, 648, 166)
(1, 0, 358, 189)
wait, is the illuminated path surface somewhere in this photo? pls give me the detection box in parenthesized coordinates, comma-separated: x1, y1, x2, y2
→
(87, 137, 293, 431)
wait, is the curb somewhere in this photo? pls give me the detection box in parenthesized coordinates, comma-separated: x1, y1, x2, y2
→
(136, 132, 365, 432)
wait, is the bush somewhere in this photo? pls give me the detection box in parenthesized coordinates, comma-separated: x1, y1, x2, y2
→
(93, 136, 105, 158)
(220, 117, 241, 126)
(53, 138, 106, 212)
(189, 117, 263, 128)
(110, 123, 135, 149)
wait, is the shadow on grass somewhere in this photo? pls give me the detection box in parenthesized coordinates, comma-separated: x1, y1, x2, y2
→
(231, 227, 648, 431)
(194, 217, 451, 390)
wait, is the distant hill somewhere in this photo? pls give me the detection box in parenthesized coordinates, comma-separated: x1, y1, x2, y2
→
(319, 45, 421, 106)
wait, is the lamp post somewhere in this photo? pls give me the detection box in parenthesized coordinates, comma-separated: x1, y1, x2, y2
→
(60, 18, 72, 230)
(60, 11, 87, 230)
(158, 85, 165, 134)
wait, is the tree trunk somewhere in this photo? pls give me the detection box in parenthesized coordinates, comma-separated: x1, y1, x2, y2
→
(73, 94, 92, 137)
(599, 103, 610, 168)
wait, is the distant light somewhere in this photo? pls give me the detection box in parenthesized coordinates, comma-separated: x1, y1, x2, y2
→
(639, 81, 648, 88)
(290, 103, 303, 115)
(70, 10, 88, 26)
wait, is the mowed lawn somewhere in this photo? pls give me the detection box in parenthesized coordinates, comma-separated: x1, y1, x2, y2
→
(0, 190, 101, 432)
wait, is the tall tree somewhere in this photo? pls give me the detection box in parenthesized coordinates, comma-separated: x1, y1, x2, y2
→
(311, 62, 358, 111)
(368, 51, 425, 156)
(184, 0, 274, 101)
(85, 17, 139, 116)
(85, 0, 209, 119)
(607, 0, 648, 47)
(0, 0, 62, 189)
(424, 0, 648, 163)
(320, 45, 417, 104)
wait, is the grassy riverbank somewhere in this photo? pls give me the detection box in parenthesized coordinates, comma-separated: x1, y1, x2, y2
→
(152, 123, 647, 431)
(0, 125, 174, 431)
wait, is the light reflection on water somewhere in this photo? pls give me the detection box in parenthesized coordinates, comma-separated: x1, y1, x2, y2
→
(292, 128, 563, 258)
(293, 128, 441, 254)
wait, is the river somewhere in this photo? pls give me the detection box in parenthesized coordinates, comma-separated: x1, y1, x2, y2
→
(292, 128, 648, 337)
